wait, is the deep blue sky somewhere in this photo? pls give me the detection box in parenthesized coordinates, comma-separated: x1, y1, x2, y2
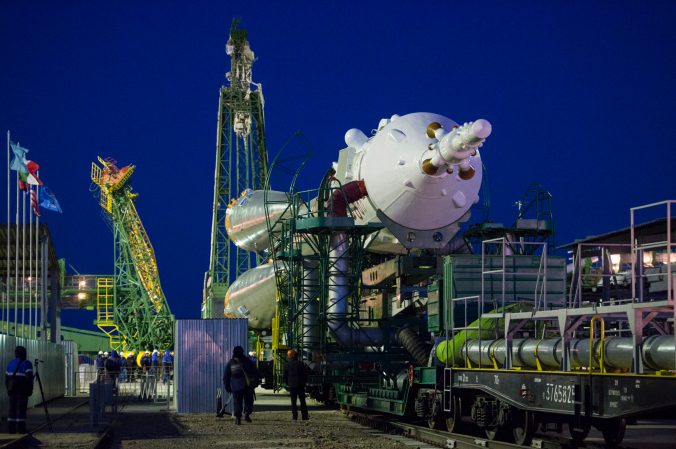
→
(1, 1, 675, 329)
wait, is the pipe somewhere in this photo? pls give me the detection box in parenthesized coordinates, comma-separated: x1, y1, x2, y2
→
(458, 336, 676, 371)
(327, 232, 387, 346)
(328, 179, 367, 217)
(301, 259, 320, 351)
(325, 179, 387, 346)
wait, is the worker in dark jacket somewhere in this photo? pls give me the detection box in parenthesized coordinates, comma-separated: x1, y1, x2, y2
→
(162, 350, 173, 384)
(95, 351, 105, 381)
(224, 345, 259, 425)
(283, 349, 309, 420)
(139, 350, 152, 399)
(4, 346, 34, 434)
(105, 350, 122, 387)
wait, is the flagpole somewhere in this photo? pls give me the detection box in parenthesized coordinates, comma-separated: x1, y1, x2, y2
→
(14, 158, 19, 336)
(5, 130, 10, 335)
(29, 187, 33, 338)
(35, 186, 40, 340)
(22, 186, 26, 336)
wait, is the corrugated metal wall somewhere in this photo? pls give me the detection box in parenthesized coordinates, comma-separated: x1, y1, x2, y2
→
(61, 340, 79, 396)
(174, 319, 248, 414)
(0, 335, 65, 420)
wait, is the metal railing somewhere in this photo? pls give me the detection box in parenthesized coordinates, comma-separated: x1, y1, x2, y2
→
(631, 200, 675, 303)
(481, 237, 549, 312)
(78, 364, 174, 403)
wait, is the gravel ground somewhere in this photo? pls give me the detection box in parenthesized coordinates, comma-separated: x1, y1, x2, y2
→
(114, 410, 411, 449)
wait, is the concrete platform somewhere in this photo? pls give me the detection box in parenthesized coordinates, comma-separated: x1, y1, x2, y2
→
(0, 395, 97, 447)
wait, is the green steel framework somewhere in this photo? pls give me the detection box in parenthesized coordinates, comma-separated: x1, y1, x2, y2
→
(90, 159, 174, 351)
(204, 19, 268, 318)
(111, 190, 173, 349)
(264, 173, 383, 390)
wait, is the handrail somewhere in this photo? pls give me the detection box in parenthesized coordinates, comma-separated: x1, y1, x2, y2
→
(589, 315, 605, 373)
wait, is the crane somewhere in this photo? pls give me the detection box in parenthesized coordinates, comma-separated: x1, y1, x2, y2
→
(203, 18, 269, 318)
(90, 157, 173, 350)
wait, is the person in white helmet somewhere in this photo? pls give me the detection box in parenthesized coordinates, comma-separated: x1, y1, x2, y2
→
(95, 351, 105, 381)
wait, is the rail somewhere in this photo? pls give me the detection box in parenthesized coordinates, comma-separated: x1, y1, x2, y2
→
(345, 410, 616, 449)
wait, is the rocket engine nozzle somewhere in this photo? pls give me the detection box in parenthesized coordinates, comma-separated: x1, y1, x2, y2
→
(422, 118, 491, 177)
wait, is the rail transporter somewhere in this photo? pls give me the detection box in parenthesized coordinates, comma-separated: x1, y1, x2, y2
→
(223, 112, 676, 446)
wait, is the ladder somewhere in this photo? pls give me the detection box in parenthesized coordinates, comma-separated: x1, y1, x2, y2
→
(96, 277, 121, 349)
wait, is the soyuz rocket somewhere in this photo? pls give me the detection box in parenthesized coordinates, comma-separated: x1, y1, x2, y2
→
(223, 112, 492, 329)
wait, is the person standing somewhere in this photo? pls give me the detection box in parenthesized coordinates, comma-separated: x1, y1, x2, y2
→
(119, 352, 127, 383)
(151, 349, 159, 374)
(125, 351, 136, 383)
(283, 349, 309, 421)
(139, 350, 152, 399)
(4, 346, 34, 434)
(162, 350, 173, 384)
(224, 346, 259, 425)
(105, 350, 122, 387)
(95, 351, 105, 381)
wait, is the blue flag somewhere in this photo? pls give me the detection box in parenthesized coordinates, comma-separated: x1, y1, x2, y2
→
(39, 186, 62, 213)
(10, 142, 29, 173)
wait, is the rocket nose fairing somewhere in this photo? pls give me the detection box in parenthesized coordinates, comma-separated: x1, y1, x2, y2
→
(337, 112, 491, 249)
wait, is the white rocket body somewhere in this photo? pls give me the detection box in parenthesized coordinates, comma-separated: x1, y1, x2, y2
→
(335, 112, 489, 249)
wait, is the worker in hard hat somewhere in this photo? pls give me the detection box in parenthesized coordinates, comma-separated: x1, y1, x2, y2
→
(139, 351, 152, 400)
(119, 352, 127, 383)
(283, 349, 309, 421)
(162, 350, 173, 385)
(151, 349, 159, 374)
(126, 352, 136, 382)
(95, 351, 105, 381)
(105, 350, 122, 387)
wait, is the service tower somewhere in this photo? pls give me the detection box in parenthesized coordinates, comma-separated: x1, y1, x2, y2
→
(203, 19, 269, 318)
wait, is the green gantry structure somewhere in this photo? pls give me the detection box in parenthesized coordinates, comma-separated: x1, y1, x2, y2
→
(203, 19, 269, 318)
(91, 157, 174, 350)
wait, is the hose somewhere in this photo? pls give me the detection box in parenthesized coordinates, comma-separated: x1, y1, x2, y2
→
(398, 327, 431, 366)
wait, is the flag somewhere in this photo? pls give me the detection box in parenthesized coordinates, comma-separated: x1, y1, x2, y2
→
(18, 160, 43, 190)
(39, 186, 62, 213)
(30, 188, 40, 217)
(9, 142, 28, 173)
(24, 160, 42, 185)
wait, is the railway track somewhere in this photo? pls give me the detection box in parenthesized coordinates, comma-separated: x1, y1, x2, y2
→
(344, 410, 648, 449)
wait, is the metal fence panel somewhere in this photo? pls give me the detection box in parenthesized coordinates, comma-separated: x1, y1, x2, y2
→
(61, 340, 79, 396)
(174, 318, 248, 413)
(0, 335, 65, 419)
(19, 337, 65, 407)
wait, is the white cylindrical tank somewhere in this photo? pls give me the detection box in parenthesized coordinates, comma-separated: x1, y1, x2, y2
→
(224, 262, 280, 330)
(225, 189, 293, 253)
(338, 112, 490, 249)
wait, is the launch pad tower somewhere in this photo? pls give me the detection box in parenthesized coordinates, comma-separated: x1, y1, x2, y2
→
(203, 20, 269, 318)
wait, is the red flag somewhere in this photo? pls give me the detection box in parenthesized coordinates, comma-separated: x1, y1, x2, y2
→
(24, 160, 43, 185)
(30, 188, 40, 217)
